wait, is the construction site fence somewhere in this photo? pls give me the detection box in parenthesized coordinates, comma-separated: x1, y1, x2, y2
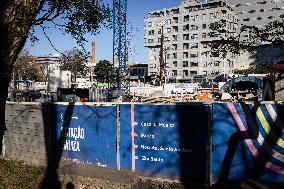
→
(3, 101, 284, 185)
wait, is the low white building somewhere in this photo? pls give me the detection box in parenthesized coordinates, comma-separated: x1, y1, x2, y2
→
(35, 54, 73, 92)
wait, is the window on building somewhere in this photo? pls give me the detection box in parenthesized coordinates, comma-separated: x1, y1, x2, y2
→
(209, 22, 219, 29)
(202, 24, 206, 29)
(166, 28, 171, 33)
(201, 51, 208, 57)
(173, 61, 177, 67)
(211, 52, 219, 57)
(257, 1, 267, 5)
(191, 24, 198, 30)
(183, 61, 189, 67)
(148, 39, 154, 43)
(210, 12, 218, 18)
(183, 24, 189, 31)
(191, 34, 198, 39)
(172, 70, 177, 76)
(164, 37, 170, 42)
(183, 43, 189, 50)
(148, 22, 152, 27)
(214, 61, 220, 66)
(173, 26, 178, 32)
(172, 44, 177, 50)
(209, 32, 219, 38)
(202, 13, 207, 19)
(184, 15, 189, 22)
(191, 43, 198, 49)
(190, 53, 198, 58)
(173, 17, 178, 23)
(183, 70, 189, 77)
(202, 33, 206, 38)
(183, 52, 189, 58)
(190, 62, 198, 67)
(148, 30, 154, 35)
(190, 71, 197, 75)
(183, 34, 189, 40)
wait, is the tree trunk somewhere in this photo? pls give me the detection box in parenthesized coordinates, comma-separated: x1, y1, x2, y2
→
(0, 0, 41, 155)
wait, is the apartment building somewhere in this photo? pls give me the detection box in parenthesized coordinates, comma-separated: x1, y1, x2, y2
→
(227, 0, 284, 67)
(228, 0, 284, 28)
(35, 54, 71, 92)
(144, 0, 239, 81)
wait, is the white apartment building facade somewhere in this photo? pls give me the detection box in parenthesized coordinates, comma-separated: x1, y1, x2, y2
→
(228, 0, 284, 30)
(144, 0, 239, 81)
(227, 0, 284, 67)
(35, 54, 71, 92)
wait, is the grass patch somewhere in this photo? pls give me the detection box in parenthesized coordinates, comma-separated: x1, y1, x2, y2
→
(0, 158, 45, 189)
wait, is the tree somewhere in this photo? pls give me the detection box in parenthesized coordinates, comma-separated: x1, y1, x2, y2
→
(0, 0, 110, 159)
(206, 18, 284, 57)
(94, 60, 113, 83)
(13, 50, 46, 81)
(234, 65, 278, 75)
(61, 48, 88, 82)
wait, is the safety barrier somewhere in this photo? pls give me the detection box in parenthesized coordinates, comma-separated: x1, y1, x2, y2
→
(212, 102, 284, 183)
(3, 101, 284, 185)
(120, 104, 210, 183)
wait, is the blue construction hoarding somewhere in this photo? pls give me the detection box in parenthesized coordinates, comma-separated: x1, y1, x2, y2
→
(120, 104, 209, 182)
(51, 104, 117, 169)
(44, 102, 284, 184)
(212, 102, 284, 183)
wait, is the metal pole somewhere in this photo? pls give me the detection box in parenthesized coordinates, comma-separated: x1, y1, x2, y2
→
(116, 104, 121, 170)
(159, 25, 164, 86)
(47, 63, 50, 101)
(208, 105, 213, 186)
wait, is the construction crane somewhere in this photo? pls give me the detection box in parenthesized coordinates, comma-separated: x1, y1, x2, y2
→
(113, 0, 128, 94)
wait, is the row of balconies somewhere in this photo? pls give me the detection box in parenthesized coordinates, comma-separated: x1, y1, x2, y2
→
(145, 33, 221, 46)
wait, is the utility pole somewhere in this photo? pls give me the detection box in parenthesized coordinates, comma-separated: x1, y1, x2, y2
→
(47, 63, 50, 101)
(159, 25, 164, 86)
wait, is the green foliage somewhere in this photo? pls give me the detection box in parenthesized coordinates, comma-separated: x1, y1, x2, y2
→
(13, 50, 46, 81)
(61, 48, 88, 80)
(208, 18, 284, 56)
(234, 65, 278, 75)
(32, 0, 111, 47)
(94, 60, 114, 83)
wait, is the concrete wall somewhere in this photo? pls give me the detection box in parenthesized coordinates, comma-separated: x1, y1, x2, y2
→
(4, 103, 47, 166)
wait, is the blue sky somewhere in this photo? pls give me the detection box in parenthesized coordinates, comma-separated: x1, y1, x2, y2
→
(25, 0, 182, 63)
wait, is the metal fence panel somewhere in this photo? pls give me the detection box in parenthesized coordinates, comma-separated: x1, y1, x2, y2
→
(120, 103, 209, 183)
(212, 102, 284, 183)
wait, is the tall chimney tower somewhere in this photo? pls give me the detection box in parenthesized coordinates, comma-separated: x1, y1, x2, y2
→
(92, 42, 96, 64)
